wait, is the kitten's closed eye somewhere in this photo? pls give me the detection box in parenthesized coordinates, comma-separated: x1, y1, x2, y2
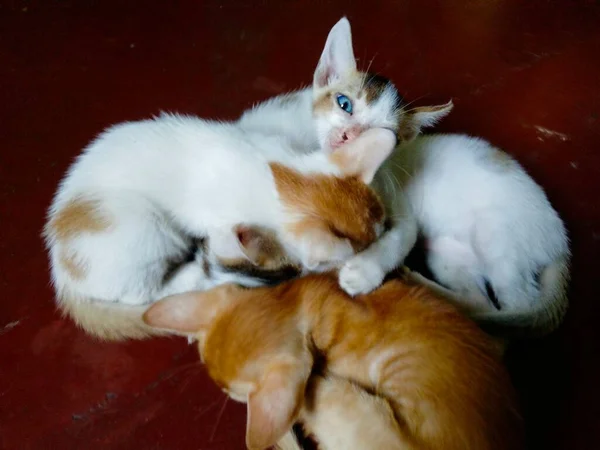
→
(328, 224, 348, 240)
(328, 224, 374, 253)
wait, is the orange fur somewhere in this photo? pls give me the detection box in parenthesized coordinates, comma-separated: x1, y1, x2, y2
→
(265, 128, 396, 271)
(312, 91, 334, 113)
(145, 275, 524, 450)
(270, 162, 385, 253)
(58, 249, 87, 279)
(46, 196, 111, 241)
(298, 374, 408, 449)
(45, 195, 111, 282)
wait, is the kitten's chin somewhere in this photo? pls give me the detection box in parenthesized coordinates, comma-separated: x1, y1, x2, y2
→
(320, 140, 335, 155)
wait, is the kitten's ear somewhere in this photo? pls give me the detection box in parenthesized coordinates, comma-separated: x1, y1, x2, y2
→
(246, 361, 310, 450)
(331, 128, 397, 184)
(399, 100, 454, 142)
(314, 17, 357, 88)
(142, 284, 242, 333)
(235, 224, 285, 267)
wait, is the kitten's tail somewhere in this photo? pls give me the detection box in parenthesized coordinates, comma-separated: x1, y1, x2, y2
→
(474, 254, 571, 337)
(57, 290, 168, 340)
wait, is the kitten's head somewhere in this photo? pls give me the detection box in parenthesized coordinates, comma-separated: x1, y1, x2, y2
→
(313, 17, 454, 152)
(144, 283, 310, 450)
(271, 127, 395, 270)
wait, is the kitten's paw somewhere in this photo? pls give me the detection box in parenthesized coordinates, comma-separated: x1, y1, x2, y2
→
(339, 256, 385, 296)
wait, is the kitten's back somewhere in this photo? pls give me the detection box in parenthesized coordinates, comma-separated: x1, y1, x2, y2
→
(390, 133, 569, 333)
(303, 275, 524, 450)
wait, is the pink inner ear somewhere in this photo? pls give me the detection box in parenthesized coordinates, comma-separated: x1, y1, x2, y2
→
(316, 65, 332, 87)
(236, 226, 252, 247)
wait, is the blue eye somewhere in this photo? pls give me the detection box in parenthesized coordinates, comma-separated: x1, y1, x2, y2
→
(336, 94, 353, 114)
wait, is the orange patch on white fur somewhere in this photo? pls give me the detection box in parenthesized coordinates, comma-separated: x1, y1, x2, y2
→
(58, 249, 87, 280)
(490, 149, 515, 169)
(312, 72, 363, 116)
(48, 196, 111, 241)
(269, 163, 384, 251)
(313, 91, 333, 114)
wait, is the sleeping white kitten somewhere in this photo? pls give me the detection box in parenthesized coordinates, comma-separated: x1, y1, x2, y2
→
(242, 17, 570, 334)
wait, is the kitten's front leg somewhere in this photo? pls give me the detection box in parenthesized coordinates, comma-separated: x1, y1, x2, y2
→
(339, 216, 417, 296)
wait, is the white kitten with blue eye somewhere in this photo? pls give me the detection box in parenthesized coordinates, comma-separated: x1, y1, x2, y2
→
(241, 17, 570, 335)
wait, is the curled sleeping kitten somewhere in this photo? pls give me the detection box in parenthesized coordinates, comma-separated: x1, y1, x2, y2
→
(44, 117, 396, 340)
(383, 135, 570, 335)
(144, 275, 523, 450)
(241, 17, 570, 335)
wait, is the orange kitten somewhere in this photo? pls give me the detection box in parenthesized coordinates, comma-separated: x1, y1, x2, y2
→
(144, 274, 523, 450)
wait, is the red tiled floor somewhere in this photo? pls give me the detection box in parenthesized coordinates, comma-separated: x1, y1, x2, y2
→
(1, 1, 599, 448)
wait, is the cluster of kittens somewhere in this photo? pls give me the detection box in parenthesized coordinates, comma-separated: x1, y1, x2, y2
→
(44, 17, 569, 450)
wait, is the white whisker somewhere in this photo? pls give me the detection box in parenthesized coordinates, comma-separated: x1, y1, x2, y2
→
(209, 395, 230, 442)
(401, 94, 431, 113)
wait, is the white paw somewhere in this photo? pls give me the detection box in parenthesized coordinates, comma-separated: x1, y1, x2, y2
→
(339, 256, 385, 296)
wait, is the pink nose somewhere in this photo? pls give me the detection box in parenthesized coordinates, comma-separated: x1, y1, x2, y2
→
(343, 125, 364, 142)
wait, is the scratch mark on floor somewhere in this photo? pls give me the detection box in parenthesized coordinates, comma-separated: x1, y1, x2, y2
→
(534, 125, 570, 141)
(1, 320, 21, 335)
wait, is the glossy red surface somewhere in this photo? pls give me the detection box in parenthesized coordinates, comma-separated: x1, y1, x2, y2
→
(1, 1, 599, 448)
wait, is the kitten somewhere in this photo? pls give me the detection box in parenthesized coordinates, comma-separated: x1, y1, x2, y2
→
(386, 136, 570, 334)
(143, 275, 524, 450)
(243, 17, 570, 334)
(238, 17, 404, 155)
(44, 119, 396, 340)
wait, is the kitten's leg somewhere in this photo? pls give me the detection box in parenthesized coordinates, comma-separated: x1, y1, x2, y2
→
(471, 218, 539, 310)
(425, 236, 491, 312)
(339, 216, 418, 296)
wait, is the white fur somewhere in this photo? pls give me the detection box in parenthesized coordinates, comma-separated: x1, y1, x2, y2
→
(339, 133, 570, 333)
(239, 88, 319, 154)
(313, 17, 357, 88)
(393, 134, 570, 332)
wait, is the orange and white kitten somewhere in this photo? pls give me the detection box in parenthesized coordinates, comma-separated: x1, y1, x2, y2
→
(44, 124, 394, 340)
(144, 274, 523, 450)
